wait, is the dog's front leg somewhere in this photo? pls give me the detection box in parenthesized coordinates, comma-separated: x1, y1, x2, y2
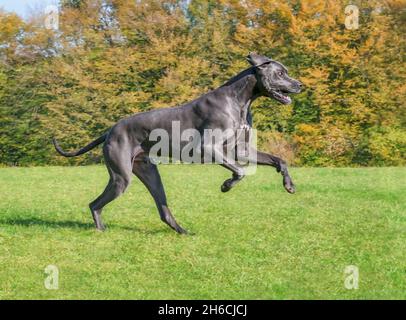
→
(244, 148, 295, 194)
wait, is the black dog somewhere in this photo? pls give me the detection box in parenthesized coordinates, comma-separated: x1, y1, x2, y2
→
(53, 53, 302, 234)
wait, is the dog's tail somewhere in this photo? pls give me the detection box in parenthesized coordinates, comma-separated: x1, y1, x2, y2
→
(52, 133, 107, 157)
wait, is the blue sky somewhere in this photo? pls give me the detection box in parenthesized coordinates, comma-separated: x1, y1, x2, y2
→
(0, 0, 58, 18)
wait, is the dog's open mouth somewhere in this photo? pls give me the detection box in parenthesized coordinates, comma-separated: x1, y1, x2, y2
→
(271, 90, 292, 105)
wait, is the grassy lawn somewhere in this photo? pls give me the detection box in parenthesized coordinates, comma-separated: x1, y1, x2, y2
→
(0, 165, 405, 299)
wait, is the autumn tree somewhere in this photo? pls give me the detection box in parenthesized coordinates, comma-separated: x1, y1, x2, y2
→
(0, 0, 404, 166)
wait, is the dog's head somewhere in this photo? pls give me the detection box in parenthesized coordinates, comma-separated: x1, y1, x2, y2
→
(247, 52, 302, 105)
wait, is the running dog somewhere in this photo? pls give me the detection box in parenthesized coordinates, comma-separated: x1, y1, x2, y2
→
(53, 53, 302, 234)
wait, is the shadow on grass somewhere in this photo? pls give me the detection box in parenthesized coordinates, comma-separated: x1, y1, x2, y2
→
(0, 217, 170, 235)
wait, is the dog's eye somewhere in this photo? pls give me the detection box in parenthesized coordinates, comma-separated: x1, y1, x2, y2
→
(278, 71, 284, 77)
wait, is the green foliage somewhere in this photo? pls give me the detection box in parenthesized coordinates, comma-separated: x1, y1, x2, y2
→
(364, 127, 406, 166)
(0, 0, 405, 166)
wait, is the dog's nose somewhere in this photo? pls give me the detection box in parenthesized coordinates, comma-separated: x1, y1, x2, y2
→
(297, 81, 304, 91)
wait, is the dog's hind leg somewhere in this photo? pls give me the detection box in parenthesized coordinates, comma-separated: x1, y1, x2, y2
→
(89, 143, 133, 231)
(132, 155, 187, 234)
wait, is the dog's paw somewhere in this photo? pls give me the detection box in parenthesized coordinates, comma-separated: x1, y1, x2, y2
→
(283, 176, 296, 194)
(221, 180, 233, 192)
(175, 226, 189, 235)
(95, 225, 106, 232)
(285, 184, 295, 194)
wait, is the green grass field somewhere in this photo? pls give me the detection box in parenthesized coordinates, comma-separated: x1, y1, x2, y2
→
(0, 165, 405, 299)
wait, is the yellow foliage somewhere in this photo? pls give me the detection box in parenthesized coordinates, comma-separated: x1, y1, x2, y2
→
(0, 0, 405, 166)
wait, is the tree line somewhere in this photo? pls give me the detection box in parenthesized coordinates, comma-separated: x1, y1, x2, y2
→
(0, 0, 405, 166)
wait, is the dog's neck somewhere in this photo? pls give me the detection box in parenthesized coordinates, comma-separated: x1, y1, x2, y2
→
(221, 67, 261, 113)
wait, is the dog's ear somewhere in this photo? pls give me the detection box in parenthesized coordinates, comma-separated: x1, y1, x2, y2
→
(246, 52, 272, 68)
